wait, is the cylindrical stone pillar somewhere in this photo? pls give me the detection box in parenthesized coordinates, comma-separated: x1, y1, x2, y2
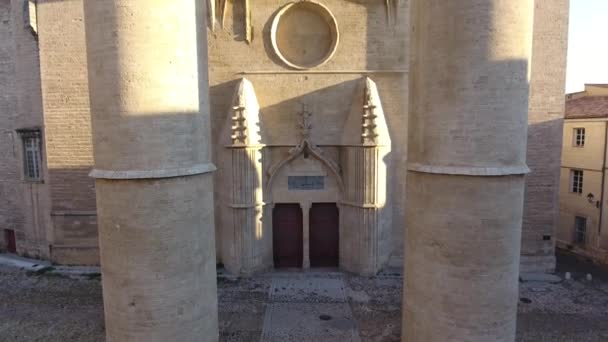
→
(404, 1, 533, 341)
(83, 1, 218, 341)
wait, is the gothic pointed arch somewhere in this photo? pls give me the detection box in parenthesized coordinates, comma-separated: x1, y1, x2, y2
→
(266, 106, 343, 194)
(266, 138, 344, 194)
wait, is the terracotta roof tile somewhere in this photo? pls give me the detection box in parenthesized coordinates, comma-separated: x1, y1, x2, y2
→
(565, 96, 608, 119)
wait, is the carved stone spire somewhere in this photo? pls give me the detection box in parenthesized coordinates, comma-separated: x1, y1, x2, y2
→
(361, 83, 379, 145)
(342, 77, 390, 146)
(229, 78, 262, 147)
(223, 78, 267, 275)
(340, 77, 392, 276)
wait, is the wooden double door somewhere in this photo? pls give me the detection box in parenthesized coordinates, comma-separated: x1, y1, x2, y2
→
(273, 204, 303, 268)
(273, 203, 339, 268)
(309, 203, 339, 267)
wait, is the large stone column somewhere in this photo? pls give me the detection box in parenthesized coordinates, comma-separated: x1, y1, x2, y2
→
(83, 1, 218, 341)
(404, 1, 533, 341)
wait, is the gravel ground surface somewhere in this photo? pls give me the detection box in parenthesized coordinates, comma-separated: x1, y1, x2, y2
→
(0, 252, 607, 341)
(0, 266, 104, 342)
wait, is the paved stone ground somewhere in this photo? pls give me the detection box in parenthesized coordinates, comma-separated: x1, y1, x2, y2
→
(0, 265, 104, 342)
(1, 252, 608, 341)
(261, 272, 359, 341)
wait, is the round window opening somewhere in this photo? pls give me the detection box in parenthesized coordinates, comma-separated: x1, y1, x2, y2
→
(271, 1, 339, 69)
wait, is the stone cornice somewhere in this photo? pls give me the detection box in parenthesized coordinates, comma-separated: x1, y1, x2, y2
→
(89, 163, 217, 180)
(407, 163, 530, 176)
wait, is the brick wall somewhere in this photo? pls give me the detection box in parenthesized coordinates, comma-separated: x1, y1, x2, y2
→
(0, 0, 50, 259)
(37, 0, 97, 264)
(208, 1, 570, 272)
(0, 0, 51, 258)
(0, 0, 570, 270)
(0, 0, 20, 251)
(206, 1, 409, 267)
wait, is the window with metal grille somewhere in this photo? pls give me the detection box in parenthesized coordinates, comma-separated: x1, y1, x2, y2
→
(570, 169, 583, 194)
(574, 216, 587, 244)
(18, 129, 42, 181)
(573, 128, 585, 147)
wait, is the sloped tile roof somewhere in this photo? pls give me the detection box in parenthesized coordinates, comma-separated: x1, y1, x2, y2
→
(566, 96, 608, 119)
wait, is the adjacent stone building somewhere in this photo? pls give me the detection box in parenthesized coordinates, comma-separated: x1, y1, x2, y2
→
(1, 0, 568, 275)
(0, 0, 95, 264)
(558, 84, 608, 265)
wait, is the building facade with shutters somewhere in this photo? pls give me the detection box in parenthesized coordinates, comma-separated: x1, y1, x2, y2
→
(558, 84, 608, 264)
(0, 0, 569, 276)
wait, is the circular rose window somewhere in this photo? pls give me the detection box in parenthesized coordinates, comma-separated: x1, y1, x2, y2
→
(270, 1, 339, 69)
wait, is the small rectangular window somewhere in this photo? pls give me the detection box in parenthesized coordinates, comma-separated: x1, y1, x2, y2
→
(573, 128, 585, 147)
(17, 129, 42, 182)
(570, 169, 583, 194)
(574, 216, 587, 244)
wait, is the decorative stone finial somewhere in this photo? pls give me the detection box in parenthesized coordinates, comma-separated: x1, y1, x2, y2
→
(341, 77, 391, 146)
(228, 78, 262, 147)
(362, 84, 380, 145)
(297, 104, 313, 140)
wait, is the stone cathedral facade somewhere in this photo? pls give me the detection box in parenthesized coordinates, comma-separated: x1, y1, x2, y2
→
(0, 0, 568, 276)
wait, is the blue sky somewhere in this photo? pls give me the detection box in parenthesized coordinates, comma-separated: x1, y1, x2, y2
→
(566, 0, 608, 93)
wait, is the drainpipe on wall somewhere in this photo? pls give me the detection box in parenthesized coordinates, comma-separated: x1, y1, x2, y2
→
(599, 122, 608, 245)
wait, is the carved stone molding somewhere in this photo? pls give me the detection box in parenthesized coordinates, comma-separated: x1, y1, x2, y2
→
(384, 0, 401, 27)
(270, 1, 339, 69)
(342, 77, 391, 147)
(208, 0, 251, 43)
(362, 82, 380, 145)
(224, 78, 269, 275)
(339, 76, 392, 275)
(228, 78, 263, 148)
(266, 107, 343, 194)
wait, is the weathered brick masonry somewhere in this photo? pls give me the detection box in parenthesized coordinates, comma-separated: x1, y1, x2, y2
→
(0, 0, 21, 253)
(0, 0, 49, 259)
(36, 0, 97, 264)
(0, 0, 96, 264)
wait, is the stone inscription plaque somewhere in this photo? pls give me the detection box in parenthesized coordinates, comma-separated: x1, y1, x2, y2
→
(288, 176, 325, 190)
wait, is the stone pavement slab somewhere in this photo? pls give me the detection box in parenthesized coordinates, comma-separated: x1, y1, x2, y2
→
(261, 272, 360, 341)
(270, 274, 347, 303)
(261, 302, 359, 342)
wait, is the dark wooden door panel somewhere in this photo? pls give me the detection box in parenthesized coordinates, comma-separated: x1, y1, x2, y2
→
(4, 229, 16, 254)
(310, 203, 339, 267)
(273, 204, 303, 268)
